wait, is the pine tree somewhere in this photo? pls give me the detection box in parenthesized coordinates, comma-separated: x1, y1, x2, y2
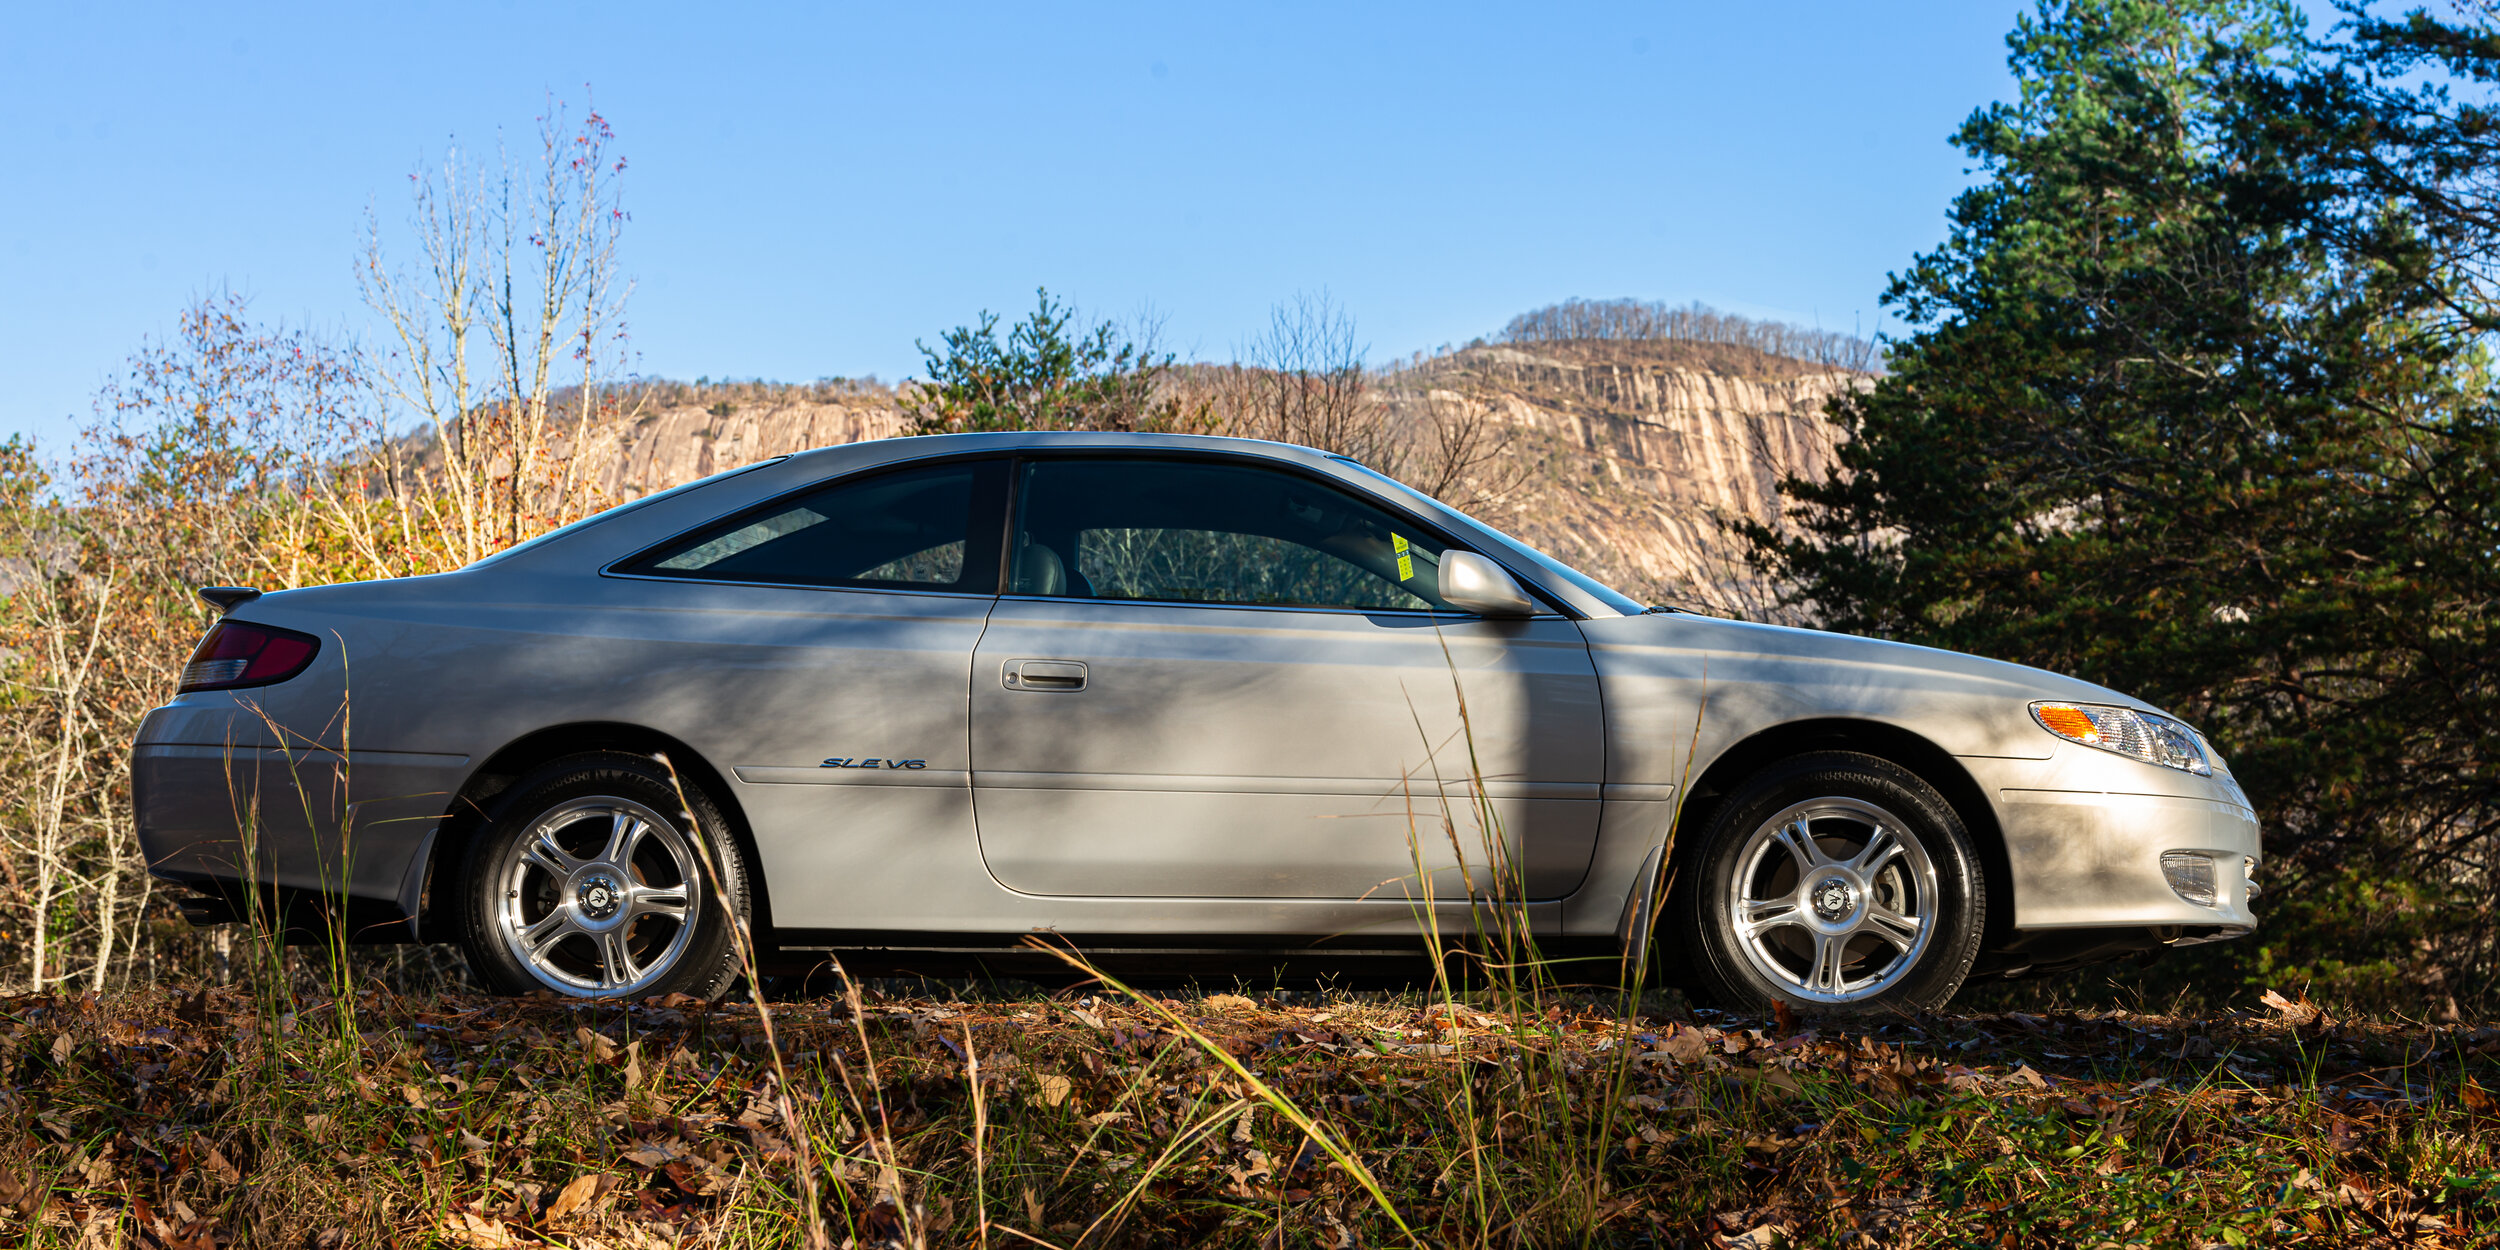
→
(1747, 0, 2500, 1010)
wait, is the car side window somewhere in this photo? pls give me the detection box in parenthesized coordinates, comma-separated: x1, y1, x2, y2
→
(1009, 458, 1457, 611)
(622, 459, 1005, 592)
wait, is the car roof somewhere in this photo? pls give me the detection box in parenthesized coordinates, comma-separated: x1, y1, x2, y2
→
(779, 428, 1351, 468)
(470, 430, 1637, 618)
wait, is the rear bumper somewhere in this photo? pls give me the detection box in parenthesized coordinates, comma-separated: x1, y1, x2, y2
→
(1963, 751, 2262, 933)
(131, 712, 470, 942)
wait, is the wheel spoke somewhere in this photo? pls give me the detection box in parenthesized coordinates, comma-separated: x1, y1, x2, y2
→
(596, 931, 638, 989)
(600, 812, 647, 867)
(1862, 903, 1923, 949)
(520, 831, 579, 879)
(1851, 828, 1905, 877)
(1771, 819, 1826, 873)
(520, 910, 577, 960)
(1738, 897, 1800, 937)
(1807, 933, 1847, 995)
(630, 886, 689, 921)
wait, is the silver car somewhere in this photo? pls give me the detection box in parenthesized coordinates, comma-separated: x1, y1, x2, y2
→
(131, 431, 2261, 1010)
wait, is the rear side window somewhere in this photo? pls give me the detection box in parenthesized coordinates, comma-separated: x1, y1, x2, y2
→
(620, 459, 1006, 592)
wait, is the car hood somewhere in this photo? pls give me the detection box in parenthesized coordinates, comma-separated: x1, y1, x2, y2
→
(1594, 610, 2164, 714)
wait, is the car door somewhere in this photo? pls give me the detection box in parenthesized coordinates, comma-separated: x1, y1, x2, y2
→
(969, 454, 1605, 901)
(604, 456, 1007, 928)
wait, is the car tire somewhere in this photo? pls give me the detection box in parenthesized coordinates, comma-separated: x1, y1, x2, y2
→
(458, 751, 750, 999)
(1669, 751, 1984, 1014)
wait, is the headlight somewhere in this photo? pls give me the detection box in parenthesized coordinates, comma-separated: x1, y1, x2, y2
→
(2030, 701, 2212, 775)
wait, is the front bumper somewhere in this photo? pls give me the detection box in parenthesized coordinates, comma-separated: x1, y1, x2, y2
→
(1962, 749, 2262, 933)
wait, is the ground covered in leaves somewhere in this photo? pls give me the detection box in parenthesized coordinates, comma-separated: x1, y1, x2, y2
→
(0, 981, 2494, 1247)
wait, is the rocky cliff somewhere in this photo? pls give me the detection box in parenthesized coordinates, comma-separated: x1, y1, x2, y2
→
(587, 386, 912, 499)
(1411, 340, 1858, 617)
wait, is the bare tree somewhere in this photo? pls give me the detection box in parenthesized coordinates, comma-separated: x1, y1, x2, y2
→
(0, 97, 642, 995)
(1501, 297, 1881, 373)
(1378, 381, 1530, 512)
(1223, 293, 1383, 461)
(359, 96, 635, 565)
(1199, 294, 1525, 510)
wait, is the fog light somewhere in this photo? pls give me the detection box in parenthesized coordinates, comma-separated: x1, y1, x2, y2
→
(2161, 851, 2218, 907)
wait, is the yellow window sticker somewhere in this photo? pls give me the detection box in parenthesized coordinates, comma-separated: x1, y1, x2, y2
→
(1393, 533, 1414, 580)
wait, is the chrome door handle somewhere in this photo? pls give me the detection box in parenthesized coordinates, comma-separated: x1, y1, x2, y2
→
(1003, 659, 1087, 691)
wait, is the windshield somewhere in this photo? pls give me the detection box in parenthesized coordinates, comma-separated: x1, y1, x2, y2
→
(1327, 456, 1646, 616)
(464, 457, 789, 570)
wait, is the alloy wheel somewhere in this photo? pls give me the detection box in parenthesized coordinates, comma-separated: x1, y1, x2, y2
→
(491, 795, 702, 996)
(1725, 795, 1939, 1004)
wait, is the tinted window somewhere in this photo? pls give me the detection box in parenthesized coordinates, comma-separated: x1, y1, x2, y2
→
(1009, 458, 1456, 611)
(624, 459, 1004, 592)
(1329, 456, 1638, 615)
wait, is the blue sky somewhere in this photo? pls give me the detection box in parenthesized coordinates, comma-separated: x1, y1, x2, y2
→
(1, 2, 2029, 453)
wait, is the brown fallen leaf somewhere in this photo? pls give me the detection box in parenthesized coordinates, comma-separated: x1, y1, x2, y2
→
(2461, 1079, 2495, 1117)
(1733, 1067, 1805, 1096)
(1033, 1074, 1073, 1107)
(663, 1157, 732, 1197)
(157, 1218, 220, 1250)
(576, 1026, 621, 1063)
(202, 1146, 243, 1186)
(0, 1169, 37, 1218)
(1223, 1148, 1276, 1198)
(1202, 993, 1256, 1012)
(442, 1210, 518, 1248)
(546, 1173, 601, 1220)
(1656, 1029, 1709, 1064)
(1716, 1223, 1791, 1250)
(2260, 988, 2323, 1027)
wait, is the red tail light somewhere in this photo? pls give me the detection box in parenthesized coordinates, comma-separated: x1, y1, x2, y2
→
(179, 621, 320, 693)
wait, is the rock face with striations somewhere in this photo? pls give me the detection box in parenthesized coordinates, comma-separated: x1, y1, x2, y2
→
(591, 340, 1858, 619)
(589, 390, 912, 499)
(1412, 340, 1859, 617)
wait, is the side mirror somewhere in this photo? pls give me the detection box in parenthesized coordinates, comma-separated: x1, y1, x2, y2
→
(1440, 551, 1537, 616)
